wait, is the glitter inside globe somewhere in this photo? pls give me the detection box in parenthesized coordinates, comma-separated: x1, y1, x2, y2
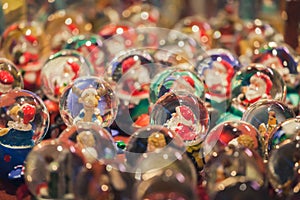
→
(0, 89, 49, 178)
(173, 15, 213, 49)
(204, 146, 266, 199)
(58, 123, 117, 163)
(63, 34, 106, 76)
(40, 49, 93, 102)
(59, 76, 118, 127)
(0, 58, 23, 95)
(125, 125, 186, 168)
(202, 121, 264, 163)
(267, 116, 300, 154)
(150, 68, 205, 104)
(267, 137, 300, 198)
(196, 48, 240, 102)
(24, 139, 86, 199)
(150, 91, 209, 145)
(230, 63, 286, 115)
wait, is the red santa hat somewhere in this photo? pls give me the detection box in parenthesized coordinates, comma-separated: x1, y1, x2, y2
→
(121, 57, 137, 73)
(251, 73, 273, 95)
(24, 34, 38, 44)
(22, 104, 36, 124)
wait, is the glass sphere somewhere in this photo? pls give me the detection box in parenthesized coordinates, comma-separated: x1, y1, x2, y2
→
(204, 146, 266, 199)
(267, 136, 300, 198)
(0, 58, 23, 95)
(63, 34, 106, 76)
(202, 121, 264, 163)
(121, 3, 160, 27)
(74, 161, 134, 200)
(242, 100, 295, 149)
(267, 116, 300, 154)
(173, 15, 213, 50)
(58, 123, 117, 163)
(150, 67, 205, 104)
(196, 48, 240, 102)
(231, 63, 286, 115)
(59, 76, 118, 127)
(0, 89, 49, 178)
(1, 20, 50, 90)
(125, 125, 186, 168)
(24, 139, 86, 199)
(40, 49, 93, 102)
(44, 10, 89, 52)
(253, 43, 300, 89)
(150, 91, 209, 146)
(133, 167, 198, 200)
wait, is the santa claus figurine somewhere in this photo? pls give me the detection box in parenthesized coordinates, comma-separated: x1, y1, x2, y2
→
(238, 72, 273, 106)
(0, 70, 15, 95)
(165, 105, 199, 142)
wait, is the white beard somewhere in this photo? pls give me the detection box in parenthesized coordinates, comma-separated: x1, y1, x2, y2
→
(245, 86, 264, 101)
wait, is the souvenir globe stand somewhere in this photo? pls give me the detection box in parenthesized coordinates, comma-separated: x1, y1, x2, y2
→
(24, 139, 86, 200)
(202, 121, 264, 164)
(150, 91, 209, 171)
(40, 49, 93, 102)
(58, 123, 117, 164)
(59, 76, 118, 128)
(124, 125, 186, 169)
(0, 89, 49, 180)
(218, 63, 286, 123)
(267, 133, 300, 199)
(63, 34, 106, 76)
(242, 99, 295, 158)
(0, 58, 23, 95)
(0, 20, 50, 91)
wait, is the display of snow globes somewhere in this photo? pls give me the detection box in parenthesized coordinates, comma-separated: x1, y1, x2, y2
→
(0, 58, 23, 95)
(196, 48, 240, 105)
(24, 139, 86, 200)
(58, 123, 117, 163)
(230, 63, 286, 117)
(44, 10, 90, 53)
(266, 116, 300, 157)
(0, 20, 50, 90)
(0, 89, 49, 180)
(63, 34, 106, 76)
(125, 125, 186, 168)
(202, 121, 264, 164)
(173, 15, 213, 50)
(204, 146, 268, 200)
(59, 76, 118, 127)
(40, 49, 93, 102)
(267, 133, 300, 199)
(121, 2, 160, 27)
(150, 91, 209, 170)
(150, 67, 205, 104)
(242, 100, 295, 155)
